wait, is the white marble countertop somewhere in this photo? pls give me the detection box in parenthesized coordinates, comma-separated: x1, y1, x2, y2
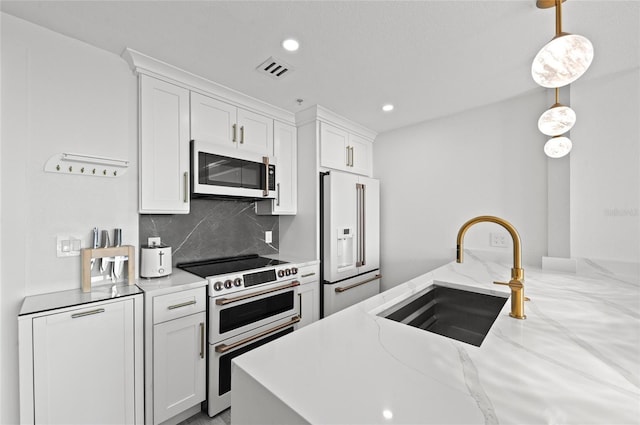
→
(232, 251, 640, 424)
(135, 268, 207, 295)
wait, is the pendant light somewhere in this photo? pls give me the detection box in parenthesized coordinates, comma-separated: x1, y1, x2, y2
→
(544, 136, 573, 158)
(538, 87, 576, 136)
(531, 0, 594, 88)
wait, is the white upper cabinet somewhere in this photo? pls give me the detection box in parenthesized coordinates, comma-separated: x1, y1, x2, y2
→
(347, 132, 372, 176)
(320, 122, 372, 176)
(256, 121, 297, 215)
(139, 75, 190, 214)
(320, 123, 349, 171)
(191, 92, 274, 157)
(237, 108, 274, 156)
(190, 92, 236, 147)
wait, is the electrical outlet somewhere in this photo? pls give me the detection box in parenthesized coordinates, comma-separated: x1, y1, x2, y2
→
(490, 232, 508, 248)
(265, 231, 273, 244)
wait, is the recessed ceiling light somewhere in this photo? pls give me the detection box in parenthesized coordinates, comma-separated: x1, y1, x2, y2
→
(382, 104, 394, 112)
(282, 39, 299, 52)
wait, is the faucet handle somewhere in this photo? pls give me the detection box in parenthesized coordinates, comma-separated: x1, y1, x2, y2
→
(493, 281, 530, 301)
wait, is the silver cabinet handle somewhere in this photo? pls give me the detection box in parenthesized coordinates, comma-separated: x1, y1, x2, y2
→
(232, 124, 237, 143)
(183, 172, 189, 203)
(346, 146, 350, 167)
(335, 274, 382, 293)
(298, 293, 303, 319)
(240, 125, 245, 144)
(216, 281, 300, 306)
(167, 300, 196, 310)
(71, 308, 105, 318)
(214, 316, 300, 353)
(301, 272, 316, 278)
(350, 146, 354, 167)
(199, 322, 205, 359)
(276, 183, 281, 206)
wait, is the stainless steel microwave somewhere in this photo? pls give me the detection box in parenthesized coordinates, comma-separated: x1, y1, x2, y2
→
(191, 141, 276, 199)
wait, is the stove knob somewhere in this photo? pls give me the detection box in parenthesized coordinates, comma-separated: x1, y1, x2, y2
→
(213, 281, 223, 291)
(278, 270, 285, 278)
(233, 278, 243, 287)
(224, 280, 233, 289)
(291, 267, 298, 275)
(285, 268, 291, 276)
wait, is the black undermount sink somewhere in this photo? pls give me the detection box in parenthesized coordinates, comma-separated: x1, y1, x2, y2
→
(379, 284, 508, 347)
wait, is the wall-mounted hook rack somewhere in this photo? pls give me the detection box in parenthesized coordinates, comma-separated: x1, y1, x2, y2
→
(44, 152, 130, 177)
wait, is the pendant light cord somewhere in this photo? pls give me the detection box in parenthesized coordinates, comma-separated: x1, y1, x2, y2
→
(555, 0, 563, 35)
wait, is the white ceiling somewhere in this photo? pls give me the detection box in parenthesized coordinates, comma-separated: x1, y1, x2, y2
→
(1, 0, 638, 134)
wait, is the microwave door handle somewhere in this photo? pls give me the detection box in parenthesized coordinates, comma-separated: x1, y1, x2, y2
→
(262, 156, 269, 197)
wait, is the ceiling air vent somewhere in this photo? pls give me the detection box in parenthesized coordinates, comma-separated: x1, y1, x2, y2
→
(256, 56, 293, 80)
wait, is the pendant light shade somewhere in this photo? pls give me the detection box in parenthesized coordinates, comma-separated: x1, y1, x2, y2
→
(538, 103, 576, 136)
(532, 33, 594, 88)
(544, 136, 572, 158)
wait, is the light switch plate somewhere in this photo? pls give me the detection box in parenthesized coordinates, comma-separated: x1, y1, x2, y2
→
(265, 231, 273, 244)
(56, 235, 83, 257)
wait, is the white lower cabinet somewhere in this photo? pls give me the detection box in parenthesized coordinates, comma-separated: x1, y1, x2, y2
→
(153, 312, 206, 424)
(297, 263, 320, 328)
(144, 285, 207, 425)
(19, 295, 144, 425)
(298, 282, 319, 328)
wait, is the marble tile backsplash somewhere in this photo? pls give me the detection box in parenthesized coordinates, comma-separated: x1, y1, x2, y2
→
(139, 198, 278, 266)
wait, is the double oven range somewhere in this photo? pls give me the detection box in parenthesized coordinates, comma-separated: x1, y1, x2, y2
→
(177, 254, 301, 417)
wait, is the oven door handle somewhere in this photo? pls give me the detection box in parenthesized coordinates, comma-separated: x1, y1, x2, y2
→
(215, 281, 300, 306)
(214, 316, 300, 354)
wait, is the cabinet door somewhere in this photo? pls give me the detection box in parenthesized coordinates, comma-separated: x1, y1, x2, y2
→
(237, 108, 274, 156)
(257, 122, 297, 215)
(348, 133, 372, 176)
(32, 300, 135, 425)
(153, 312, 206, 425)
(320, 122, 349, 171)
(140, 75, 190, 214)
(298, 282, 319, 329)
(190, 92, 237, 148)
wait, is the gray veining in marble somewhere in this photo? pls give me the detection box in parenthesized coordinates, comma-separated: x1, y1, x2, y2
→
(140, 198, 278, 265)
(456, 345, 498, 425)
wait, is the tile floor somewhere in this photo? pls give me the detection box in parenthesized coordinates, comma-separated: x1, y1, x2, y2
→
(179, 408, 231, 425)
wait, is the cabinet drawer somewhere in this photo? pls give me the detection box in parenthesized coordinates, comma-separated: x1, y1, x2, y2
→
(298, 264, 319, 285)
(153, 287, 206, 324)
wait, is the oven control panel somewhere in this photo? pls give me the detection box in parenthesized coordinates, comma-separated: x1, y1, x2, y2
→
(209, 264, 300, 295)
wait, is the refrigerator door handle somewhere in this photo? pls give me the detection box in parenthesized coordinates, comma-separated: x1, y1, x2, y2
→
(335, 274, 381, 293)
(356, 183, 366, 267)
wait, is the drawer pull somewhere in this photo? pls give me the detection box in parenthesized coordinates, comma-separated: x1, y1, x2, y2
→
(167, 300, 197, 310)
(301, 272, 316, 278)
(71, 308, 105, 318)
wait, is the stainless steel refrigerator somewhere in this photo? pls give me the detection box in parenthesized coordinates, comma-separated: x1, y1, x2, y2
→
(321, 170, 381, 317)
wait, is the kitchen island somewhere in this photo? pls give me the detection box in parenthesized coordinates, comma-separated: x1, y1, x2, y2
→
(231, 251, 640, 424)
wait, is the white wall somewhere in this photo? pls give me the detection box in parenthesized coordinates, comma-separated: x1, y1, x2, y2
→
(373, 90, 549, 289)
(570, 68, 640, 264)
(1, 13, 137, 424)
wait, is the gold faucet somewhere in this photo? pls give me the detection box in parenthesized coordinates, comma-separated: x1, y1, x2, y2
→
(456, 216, 526, 319)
